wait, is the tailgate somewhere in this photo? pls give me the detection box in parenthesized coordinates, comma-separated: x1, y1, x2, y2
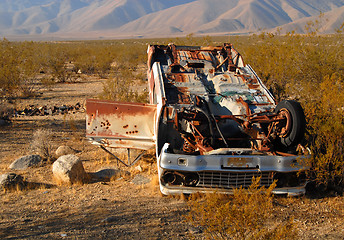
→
(86, 99, 157, 150)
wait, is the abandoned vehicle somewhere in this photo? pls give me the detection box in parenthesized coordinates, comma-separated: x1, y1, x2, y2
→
(86, 43, 310, 196)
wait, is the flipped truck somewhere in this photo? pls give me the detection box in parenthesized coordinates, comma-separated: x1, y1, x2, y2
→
(86, 43, 310, 196)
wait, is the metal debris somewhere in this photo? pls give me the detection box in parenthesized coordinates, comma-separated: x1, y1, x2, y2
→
(13, 102, 84, 117)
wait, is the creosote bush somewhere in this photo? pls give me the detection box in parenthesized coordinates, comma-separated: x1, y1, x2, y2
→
(305, 73, 344, 188)
(100, 76, 148, 103)
(186, 178, 296, 239)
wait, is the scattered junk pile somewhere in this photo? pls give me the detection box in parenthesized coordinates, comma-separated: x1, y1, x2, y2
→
(13, 103, 84, 117)
(87, 43, 311, 196)
(0, 102, 84, 126)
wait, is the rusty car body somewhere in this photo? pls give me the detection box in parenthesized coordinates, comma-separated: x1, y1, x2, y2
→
(86, 43, 310, 196)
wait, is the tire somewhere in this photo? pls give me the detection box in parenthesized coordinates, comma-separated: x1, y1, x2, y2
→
(274, 100, 306, 149)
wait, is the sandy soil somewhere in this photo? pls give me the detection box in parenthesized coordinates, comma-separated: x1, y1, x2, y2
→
(0, 76, 343, 239)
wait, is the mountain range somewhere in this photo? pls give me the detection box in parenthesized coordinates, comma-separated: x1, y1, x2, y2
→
(1, 0, 344, 39)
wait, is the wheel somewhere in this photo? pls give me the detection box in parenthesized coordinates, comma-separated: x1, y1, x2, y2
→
(274, 100, 306, 149)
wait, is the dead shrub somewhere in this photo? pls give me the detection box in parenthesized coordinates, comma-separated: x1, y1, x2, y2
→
(186, 177, 297, 239)
(67, 116, 83, 142)
(31, 129, 54, 161)
(0, 100, 12, 121)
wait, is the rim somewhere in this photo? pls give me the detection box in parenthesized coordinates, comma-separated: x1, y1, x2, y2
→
(276, 108, 292, 137)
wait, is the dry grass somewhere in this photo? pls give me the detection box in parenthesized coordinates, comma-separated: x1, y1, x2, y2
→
(52, 175, 87, 187)
(147, 174, 160, 195)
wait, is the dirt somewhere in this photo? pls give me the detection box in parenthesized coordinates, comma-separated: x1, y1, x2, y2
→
(1, 77, 343, 239)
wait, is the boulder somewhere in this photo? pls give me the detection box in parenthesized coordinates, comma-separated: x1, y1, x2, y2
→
(52, 154, 88, 185)
(93, 168, 121, 181)
(0, 119, 10, 126)
(92, 168, 129, 181)
(55, 146, 78, 157)
(9, 155, 42, 170)
(0, 173, 25, 190)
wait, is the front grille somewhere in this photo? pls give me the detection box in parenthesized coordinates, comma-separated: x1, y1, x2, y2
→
(197, 171, 274, 189)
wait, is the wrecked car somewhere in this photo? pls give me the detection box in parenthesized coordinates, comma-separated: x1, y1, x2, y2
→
(86, 43, 310, 196)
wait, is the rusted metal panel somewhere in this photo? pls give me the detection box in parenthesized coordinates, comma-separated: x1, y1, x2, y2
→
(86, 99, 157, 150)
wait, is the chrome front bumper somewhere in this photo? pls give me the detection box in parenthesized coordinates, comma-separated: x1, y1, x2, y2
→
(158, 144, 310, 196)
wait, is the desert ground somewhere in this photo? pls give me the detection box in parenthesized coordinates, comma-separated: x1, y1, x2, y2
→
(0, 76, 343, 239)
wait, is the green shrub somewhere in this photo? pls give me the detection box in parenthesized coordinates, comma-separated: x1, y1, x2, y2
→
(303, 73, 344, 187)
(0, 39, 21, 96)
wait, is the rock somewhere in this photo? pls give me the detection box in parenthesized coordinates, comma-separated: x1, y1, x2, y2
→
(0, 119, 10, 126)
(52, 154, 88, 185)
(9, 155, 42, 170)
(101, 216, 117, 223)
(92, 168, 130, 182)
(188, 226, 203, 234)
(0, 173, 25, 190)
(93, 168, 122, 181)
(134, 165, 143, 172)
(131, 174, 151, 185)
(55, 146, 78, 157)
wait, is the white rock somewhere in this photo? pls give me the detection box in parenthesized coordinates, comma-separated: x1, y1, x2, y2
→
(55, 146, 78, 157)
(134, 165, 143, 172)
(52, 154, 88, 184)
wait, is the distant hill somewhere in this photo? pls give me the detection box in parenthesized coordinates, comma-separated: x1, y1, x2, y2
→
(1, 0, 344, 39)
